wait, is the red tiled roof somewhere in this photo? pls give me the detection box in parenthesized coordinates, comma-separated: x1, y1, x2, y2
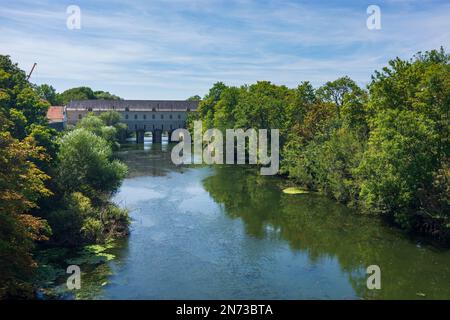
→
(47, 106, 65, 122)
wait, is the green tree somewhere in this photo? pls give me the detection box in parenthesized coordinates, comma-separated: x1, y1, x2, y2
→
(35, 84, 59, 105)
(99, 110, 121, 126)
(197, 82, 228, 129)
(93, 90, 121, 100)
(187, 95, 201, 101)
(316, 76, 361, 119)
(357, 110, 440, 228)
(76, 113, 106, 136)
(55, 128, 127, 199)
(0, 115, 52, 298)
(285, 81, 316, 129)
(0, 55, 50, 138)
(233, 81, 291, 146)
(77, 112, 126, 148)
(27, 124, 59, 169)
(57, 86, 96, 105)
(213, 86, 241, 131)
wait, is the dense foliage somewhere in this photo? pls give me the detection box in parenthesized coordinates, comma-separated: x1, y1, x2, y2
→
(192, 48, 449, 242)
(0, 55, 128, 298)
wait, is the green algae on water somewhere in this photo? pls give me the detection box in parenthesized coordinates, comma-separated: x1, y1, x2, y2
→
(282, 187, 309, 194)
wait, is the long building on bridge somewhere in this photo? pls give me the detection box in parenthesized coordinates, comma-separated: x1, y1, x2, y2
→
(65, 99, 198, 143)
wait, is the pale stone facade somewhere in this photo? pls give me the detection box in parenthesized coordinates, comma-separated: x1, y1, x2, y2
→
(66, 99, 198, 143)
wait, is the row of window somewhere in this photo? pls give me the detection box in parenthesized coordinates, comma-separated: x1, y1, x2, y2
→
(77, 114, 182, 120)
(125, 114, 181, 120)
(86, 107, 191, 112)
(135, 124, 182, 130)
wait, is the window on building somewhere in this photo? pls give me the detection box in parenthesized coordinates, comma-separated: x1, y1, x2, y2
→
(152, 114, 155, 119)
(78, 114, 82, 119)
(178, 114, 181, 119)
(143, 114, 146, 119)
(134, 114, 138, 120)
(125, 114, 129, 120)
(161, 114, 164, 119)
(169, 114, 172, 119)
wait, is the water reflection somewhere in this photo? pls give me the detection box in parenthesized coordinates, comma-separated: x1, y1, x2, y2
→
(202, 166, 450, 299)
(51, 144, 450, 300)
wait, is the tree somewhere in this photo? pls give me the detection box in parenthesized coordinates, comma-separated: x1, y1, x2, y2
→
(197, 82, 228, 129)
(357, 110, 440, 228)
(77, 112, 125, 148)
(76, 113, 106, 136)
(35, 84, 59, 105)
(0, 55, 50, 138)
(57, 86, 96, 105)
(55, 128, 127, 199)
(363, 48, 449, 235)
(234, 81, 290, 136)
(368, 48, 449, 158)
(49, 128, 128, 246)
(99, 110, 121, 126)
(27, 124, 59, 170)
(187, 95, 201, 101)
(0, 115, 52, 298)
(213, 86, 241, 131)
(341, 90, 369, 138)
(285, 81, 316, 129)
(93, 90, 121, 100)
(316, 76, 361, 119)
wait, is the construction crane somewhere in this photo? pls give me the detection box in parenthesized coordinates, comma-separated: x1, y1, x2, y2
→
(26, 63, 37, 80)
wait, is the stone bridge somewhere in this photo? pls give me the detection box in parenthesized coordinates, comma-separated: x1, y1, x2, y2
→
(66, 100, 198, 143)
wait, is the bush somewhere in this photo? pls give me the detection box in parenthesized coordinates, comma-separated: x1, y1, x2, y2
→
(81, 218, 104, 243)
(46, 192, 96, 245)
(46, 192, 129, 245)
(356, 109, 440, 228)
(55, 128, 127, 199)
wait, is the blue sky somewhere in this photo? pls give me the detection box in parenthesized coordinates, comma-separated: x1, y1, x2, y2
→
(1, 0, 449, 99)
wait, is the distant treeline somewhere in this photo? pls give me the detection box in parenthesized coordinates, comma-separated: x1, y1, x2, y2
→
(35, 85, 122, 106)
(189, 48, 449, 243)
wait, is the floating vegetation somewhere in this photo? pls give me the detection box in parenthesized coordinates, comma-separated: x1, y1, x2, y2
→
(416, 292, 426, 297)
(34, 241, 119, 299)
(74, 264, 113, 300)
(282, 187, 310, 194)
(65, 242, 117, 265)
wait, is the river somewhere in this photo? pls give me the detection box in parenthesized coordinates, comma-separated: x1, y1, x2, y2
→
(40, 141, 450, 299)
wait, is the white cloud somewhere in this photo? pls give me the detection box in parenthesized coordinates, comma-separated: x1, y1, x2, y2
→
(0, 0, 448, 99)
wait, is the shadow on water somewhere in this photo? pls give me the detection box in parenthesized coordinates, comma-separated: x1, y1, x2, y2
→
(201, 166, 450, 299)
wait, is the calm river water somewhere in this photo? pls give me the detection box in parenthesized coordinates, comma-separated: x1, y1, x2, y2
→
(48, 141, 450, 299)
